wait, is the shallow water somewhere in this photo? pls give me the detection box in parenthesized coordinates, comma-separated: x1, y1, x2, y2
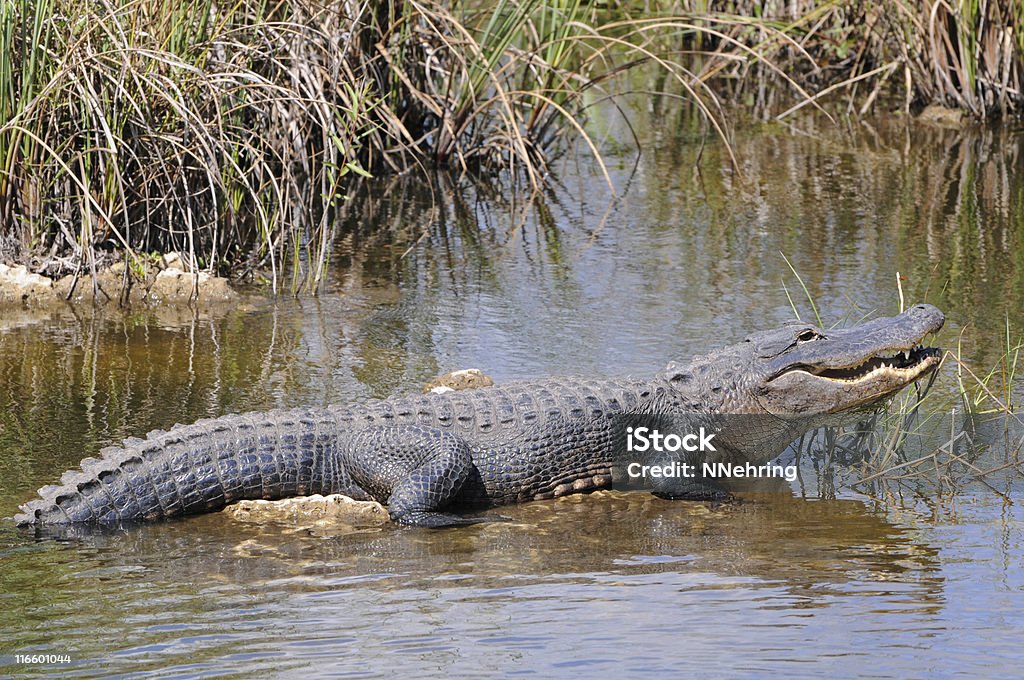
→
(2, 113, 1024, 677)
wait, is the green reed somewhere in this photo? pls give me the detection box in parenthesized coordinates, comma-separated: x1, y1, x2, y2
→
(5, 1, 1019, 291)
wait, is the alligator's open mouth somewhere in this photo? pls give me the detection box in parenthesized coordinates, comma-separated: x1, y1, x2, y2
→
(783, 345, 942, 383)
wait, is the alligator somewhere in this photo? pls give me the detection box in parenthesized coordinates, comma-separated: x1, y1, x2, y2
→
(15, 304, 944, 528)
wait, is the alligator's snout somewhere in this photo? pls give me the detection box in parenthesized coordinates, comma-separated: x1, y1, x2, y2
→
(756, 303, 945, 416)
(908, 302, 944, 321)
(905, 305, 942, 340)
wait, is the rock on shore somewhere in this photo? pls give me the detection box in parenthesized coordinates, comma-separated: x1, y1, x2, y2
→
(0, 255, 237, 308)
(223, 494, 389, 526)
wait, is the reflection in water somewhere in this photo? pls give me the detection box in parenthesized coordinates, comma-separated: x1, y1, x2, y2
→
(636, 116, 1024, 364)
(2, 115, 1024, 675)
(2, 492, 948, 676)
(331, 118, 1024, 372)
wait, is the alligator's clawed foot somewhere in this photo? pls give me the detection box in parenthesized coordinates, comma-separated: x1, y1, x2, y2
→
(392, 511, 509, 528)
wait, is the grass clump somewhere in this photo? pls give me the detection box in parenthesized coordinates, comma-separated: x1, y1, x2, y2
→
(1, 0, 377, 290)
(3, 1, 1022, 291)
(1, 0, 817, 290)
(636, 1, 1024, 119)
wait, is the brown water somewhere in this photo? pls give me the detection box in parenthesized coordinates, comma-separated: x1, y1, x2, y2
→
(2, 113, 1024, 677)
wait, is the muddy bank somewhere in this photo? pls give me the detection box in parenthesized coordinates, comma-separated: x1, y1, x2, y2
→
(422, 368, 494, 393)
(0, 254, 238, 310)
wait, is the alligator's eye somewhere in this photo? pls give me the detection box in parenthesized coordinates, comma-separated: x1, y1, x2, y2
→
(796, 329, 819, 343)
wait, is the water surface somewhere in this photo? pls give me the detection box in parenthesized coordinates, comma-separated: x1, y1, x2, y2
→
(2, 112, 1024, 677)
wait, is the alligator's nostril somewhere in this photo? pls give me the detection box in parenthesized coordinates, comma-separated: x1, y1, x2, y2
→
(907, 303, 945, 327)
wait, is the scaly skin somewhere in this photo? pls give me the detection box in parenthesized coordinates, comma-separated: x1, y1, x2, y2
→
(15, 305, 946, 528)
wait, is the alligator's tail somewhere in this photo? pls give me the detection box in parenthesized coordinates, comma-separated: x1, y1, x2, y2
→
(15, 409, 341, 526)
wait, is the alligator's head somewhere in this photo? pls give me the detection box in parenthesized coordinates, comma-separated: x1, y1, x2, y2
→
(663, 304, 945, 418)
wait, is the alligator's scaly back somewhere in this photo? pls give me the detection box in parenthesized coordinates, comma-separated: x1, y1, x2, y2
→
(16, 378, 656, 527)
(16, 305, 946, 528)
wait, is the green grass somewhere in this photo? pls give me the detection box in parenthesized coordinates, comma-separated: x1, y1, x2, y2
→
(641, 1, 1024, 119)
(0, 0, 813, 290)
(1, 0, 382, 291)
(2, 1, 1021, 291)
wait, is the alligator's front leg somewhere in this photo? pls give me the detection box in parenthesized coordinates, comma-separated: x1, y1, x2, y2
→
(342, 425, 488, 527)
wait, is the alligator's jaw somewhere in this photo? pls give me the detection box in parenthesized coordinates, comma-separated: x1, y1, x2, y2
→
(764, 351, 942, 416)
(786, 346, 942, 387)
(755, 304, 945, 416)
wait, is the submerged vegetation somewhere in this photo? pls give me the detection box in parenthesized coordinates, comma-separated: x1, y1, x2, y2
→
(0, 0, 1022, 289)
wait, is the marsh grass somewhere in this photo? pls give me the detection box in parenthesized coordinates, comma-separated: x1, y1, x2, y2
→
(1, 0, 828, 290)
(638, 1, 1023, 119)
(1, 0, 378, 291)
(3, 1, 1022, 291)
